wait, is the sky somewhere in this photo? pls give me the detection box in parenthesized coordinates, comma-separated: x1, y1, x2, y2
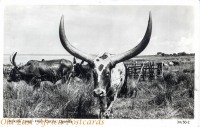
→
(4, 5, 195, 56)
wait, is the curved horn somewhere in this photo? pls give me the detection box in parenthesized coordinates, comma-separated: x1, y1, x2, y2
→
(73, 57, 77, 64)
(110, 12, 152, 66)
(12, 52, 18, 68)
(59, 15, 95, 64)
(10, 52, 16, 65)
(12, 52, 31, 75)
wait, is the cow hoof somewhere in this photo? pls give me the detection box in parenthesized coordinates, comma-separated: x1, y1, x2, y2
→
(103, 110, 110, 119)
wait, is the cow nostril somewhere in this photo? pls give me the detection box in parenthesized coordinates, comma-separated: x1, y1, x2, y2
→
(100, 91, 104, 96)
(93, 90, 99, 97)
(93, 89, 105, 97)
(93, 90, 97, 97)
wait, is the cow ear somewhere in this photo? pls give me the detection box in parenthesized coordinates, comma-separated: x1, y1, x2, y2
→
(109, 62, 116, 69)
(73, 57, 77, 64)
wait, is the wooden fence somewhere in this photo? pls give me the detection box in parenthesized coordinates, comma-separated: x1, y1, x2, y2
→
(125, 62, 163, 81)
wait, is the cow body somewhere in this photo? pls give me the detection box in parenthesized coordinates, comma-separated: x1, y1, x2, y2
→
(168, 61, 174, 66)
(21, 59, 72, 79)
(8, 54, 73, 86)
(110, 63, 126, 93)
(172, 61, 180, 66)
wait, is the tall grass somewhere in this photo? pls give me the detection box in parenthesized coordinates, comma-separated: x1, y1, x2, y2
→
(112, 71, 194, 119)
(3, 72, 194, 119)
(3, 77, 99, 118)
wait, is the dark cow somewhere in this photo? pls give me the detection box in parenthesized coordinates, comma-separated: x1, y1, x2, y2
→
(172, 61, 180, 66)
(72, 57, 92, 81)
(59, 12, 152, 118)
(7, 52, 73, 86)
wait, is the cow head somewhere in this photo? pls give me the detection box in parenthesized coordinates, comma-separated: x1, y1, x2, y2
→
(92, 53, 114, 97)
(7, 67, 21, 82)
(7, 52, 33, 83)
(59, 12, 152, 99)
(7, 52, 22, 82)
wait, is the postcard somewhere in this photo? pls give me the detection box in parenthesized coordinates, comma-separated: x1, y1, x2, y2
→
(0, 0, 199, 127)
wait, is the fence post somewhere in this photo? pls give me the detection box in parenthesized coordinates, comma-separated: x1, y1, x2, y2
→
(134, 63, 137, 79)
(136, 62, 145, 83)
(143, 65, 146, 81)
(156, 62, 164, 79)
(149, 62, 153, 80)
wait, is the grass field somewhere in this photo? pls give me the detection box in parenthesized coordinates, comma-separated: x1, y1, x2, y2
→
(3, 55, 194, 118)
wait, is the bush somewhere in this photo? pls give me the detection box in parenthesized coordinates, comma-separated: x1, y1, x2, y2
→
(148, 72, 179, 106)
(163, 72, 178, 92)
(177, 73, 194, 98)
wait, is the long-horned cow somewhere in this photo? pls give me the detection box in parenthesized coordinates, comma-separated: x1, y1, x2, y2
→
(59, 12, 152, 118)
(8, 52, 73, 87)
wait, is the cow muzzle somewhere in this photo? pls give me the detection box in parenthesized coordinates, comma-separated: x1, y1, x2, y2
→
(93, 88, 106, 97)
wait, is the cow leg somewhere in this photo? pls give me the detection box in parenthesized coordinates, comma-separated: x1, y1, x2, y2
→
(65, 72, 73, 87)
(62, 69, 72, 83)
(67, 72, 73, 81)
(33, 77, 41, 89)
(103, 89, 119, 118)
(99, 111, 103, 119)
(99, 97, 107, 119)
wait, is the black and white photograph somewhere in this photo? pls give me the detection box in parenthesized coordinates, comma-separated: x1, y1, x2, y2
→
(0, 1, 200, 126)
